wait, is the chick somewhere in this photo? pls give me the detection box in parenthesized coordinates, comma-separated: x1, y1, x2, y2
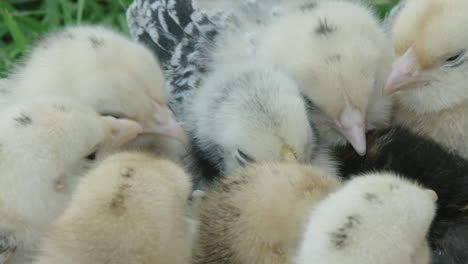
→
(333, 125, 468, 264)
(186, 60, 338, 189)
(32, 152, 193, 264)
(384, 0, 468, 159)
(295, 173, 436, 264)
(255, 0, 394, 155)
(7, 24, 187, 160)
(0, 97, 142, 264)
(193, 162, 341, 264)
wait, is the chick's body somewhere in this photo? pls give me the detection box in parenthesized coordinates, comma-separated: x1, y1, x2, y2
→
(194, 163, 341, 264)
(8, 25, 186, 161)
(0, 97, 141, 264)
(295, 173, 436, 264)
(32, 152, 193, 264)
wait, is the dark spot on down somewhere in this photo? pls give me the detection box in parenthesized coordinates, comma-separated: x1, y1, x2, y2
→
(110, 184, 131, 216)
(14, 113, 32, 126)
(364, 192, 382, 204)
(64, 32, 75, 40)
(315, 18, 336, 35)
(52, 104, 67, 112)
(329, 215, 361, 249)
(301, 2, 317, 12)
(120, 167, 135, 178)
(89, 36, 104, 49)
(327, 54, 341, 63)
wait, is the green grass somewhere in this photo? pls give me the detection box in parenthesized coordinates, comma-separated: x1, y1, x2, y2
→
(0, 0, 399, 78)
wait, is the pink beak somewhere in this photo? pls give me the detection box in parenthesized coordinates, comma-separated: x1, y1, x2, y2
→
(336, 103, 366, 156)
(141, 102, 188, 144)
(384, 47, 433, 95)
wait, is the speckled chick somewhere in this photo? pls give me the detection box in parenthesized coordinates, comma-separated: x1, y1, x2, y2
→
(32, 152, 193, 264)
(295, 172, 436, 264)
(7, 24, 187, 161)
(0, 97, 142, 264)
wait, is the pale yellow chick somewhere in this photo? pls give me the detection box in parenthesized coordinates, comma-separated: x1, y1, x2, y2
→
(193, 162, 341, 264)
(385, 0, 468, 159)
(8, 25, 187, 161)
(32, 152, 193, 264)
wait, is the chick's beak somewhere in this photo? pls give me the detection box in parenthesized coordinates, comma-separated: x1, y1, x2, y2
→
(425, 189, 438, 202)
(384, 47, 432, 95)
(336, 104, 366, 156)
(142, 102, 188, 144)
(280, 144, 297, 161)
(102, 116, 143, 151)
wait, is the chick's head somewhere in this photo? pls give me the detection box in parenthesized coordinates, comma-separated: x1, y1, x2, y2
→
(386, 0, 468, 113)
(2, 97, 142, 177)
(257, 0, 393, 155)
(12, 25, 186, 143)
(192, 64, 317, 174)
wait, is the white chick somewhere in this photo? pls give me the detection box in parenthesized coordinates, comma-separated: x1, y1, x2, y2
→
(32, 152, 193, 264)
(7, 24, 187, 161)
(255, 0, 394, 155)
(384, 0, 468, 160)
(0, 97, 142, 264)
(186, 60, 338, 189)
(193, 162, 341, 264)
(295, 172, 437, 264)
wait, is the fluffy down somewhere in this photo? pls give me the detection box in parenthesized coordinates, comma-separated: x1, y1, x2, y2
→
(295, 172, 436, 264)
(32, 152, 193, 264)
(7, 24, 187, 161)
(193, 162, 341, 264)
(333, 126, 468, 264)
(385, 0, 468, 160)
(255, 0, 394, 155)
(185, 60, 339, 188)
(0, 97, 141, 264)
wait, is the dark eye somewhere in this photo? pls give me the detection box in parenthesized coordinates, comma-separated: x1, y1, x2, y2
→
(85, 152, 97, 161)
(443, 50, 465, 67)
(101, 114, 121, 119)
(99, 112, 125, 119)
(236, 150, 255, 166)
(446, 54, 461, 62)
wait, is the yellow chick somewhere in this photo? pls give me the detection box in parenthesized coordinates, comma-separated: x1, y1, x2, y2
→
(0, 97, 141, 264)
(193, 162, 341, 264)
(8, 24, 187, 161)
(385, 0, 468, 159)
(32, 152, 193, 264)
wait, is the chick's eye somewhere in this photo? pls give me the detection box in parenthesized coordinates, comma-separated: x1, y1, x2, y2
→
(85, 152, 97, 161)
(101, 114, 121, 119)
(236, 150, 255, 166)
(446, 54, 461, 62)
(443, 50, 465, 67)
(99, 112, 125, 119)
